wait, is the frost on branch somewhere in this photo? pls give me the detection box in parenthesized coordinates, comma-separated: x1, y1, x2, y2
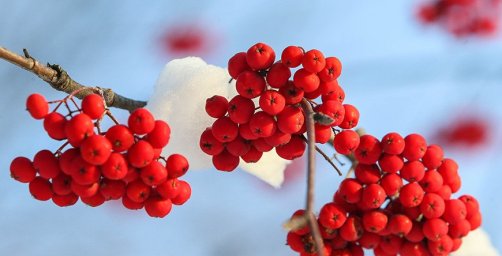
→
(146, 57, 291, 187)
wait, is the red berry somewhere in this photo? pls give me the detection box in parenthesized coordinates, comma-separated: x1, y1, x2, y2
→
(71, 182, 99, 198)
(302, 49, 326, 73)
(228, 52, 250, 79)
(380, 173, 403, 196)
(81, 93, 105, 119)
(315, 100, 345, 127)
(459, 194, 480, 219)
(362, 210, 388, 233)
(171, 180, 191, 205)
(226, 135, 250, 157)
(318, 57, 342, 82)
(26, 93, 49, 119)
(279, 81, 304, 105)
(333, 130, 360, 155)
(241, 146, 263, 163)
(33, 149, 61, 179)
(314, 124, 332, 144)
(293, 68, 320, 93)
(281, 46, 304, 68)
(339, 104, 359, 129)
(423, 218, 449, 241)
(211, 116, 239, 143)
(156, 178, 180, 199)
(205, 95, 228, 118)
(381, 132, 405, 155)
(80, 192, 105, 207)
(259, 90, 286, 115)
(80, 135, 112, 165)
(51, 174, 73, 196)
(29, 177, 53, 201)
(140, 161, 168, 186)
(354, 135, 382, 165)
(322, 83, 345, 103)
(318, 202, 347, 229)
(275, 135, 305, 160)
(43, 112, 67, 140)
(200, 128, 225, 155)
(127, 140, 155, 168)
(422, 145, 444, 169)
(65, 113, 95, 147)
(354, 164, 381, 184)
(402, 134, 427, 161)
(122, 195, 144, 210)
(126, 179, 151, 203)
(166, 153, 189, 178)
(128, 108, 155, 135)
(246, 42, 275, 70)
(264, 129, 291, 147)
(388, 214, 413, 236)
(101, 152, 128, 180)
(276, 105, 304, 134)
(338, 178, 363, 204)
(400, 160, 425, 182)
(249, 111, 277, 138)
(399, 182, 424, 208)
(378, 154, 403, 174)
(360, 184, 387, 209)
(339, 216, 363, 241)
(52, 193, 79, 207)
(420, 193, 445, 219)
(448, 218, 471, 238)
(145, 196, 173, 218)
(236, 71, 266, 99)
(212, 150, 239, 171)
(266, 62, 291, 88)
(443, 199, 467, 225)
(10, 156, 36, 183)
(99, 179, 126, 200)
(69, 156, 100, 185)
(419, 169, 444, 193)
(145, 120, 171, 148)
(105, 124, 135, 152)
(227, 95, 255, 124)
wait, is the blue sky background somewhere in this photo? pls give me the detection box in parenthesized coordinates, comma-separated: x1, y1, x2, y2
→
(0, 1, 501, 255)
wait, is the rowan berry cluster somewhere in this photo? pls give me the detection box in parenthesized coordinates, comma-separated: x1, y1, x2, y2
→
(417, 0, 501, 37)
(10, 91, 191, 218)
(201, 42, 360, 171)
(287, 132, 481, 255)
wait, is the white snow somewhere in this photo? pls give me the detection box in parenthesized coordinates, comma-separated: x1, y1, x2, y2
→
(147, 57, 292, 188)
(453, 228, 500, 256)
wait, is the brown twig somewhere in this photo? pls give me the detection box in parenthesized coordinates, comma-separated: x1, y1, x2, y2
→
(300, 98, 325, 256)
(0, 46, 146, 112)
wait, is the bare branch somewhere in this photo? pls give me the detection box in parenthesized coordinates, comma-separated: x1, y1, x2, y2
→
(300, 98, 325, 256)
(0, 46, 146, 112)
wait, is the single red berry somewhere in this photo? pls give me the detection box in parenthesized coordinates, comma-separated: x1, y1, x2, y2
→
(145, 196, 173, 218)
(354, 135, 382, 165)
(276, 105, 304, 134)
(339, 104, 359, 129)
(236, 71, 266, 99)
(354, 164, 381, 184)
(200, 128, 225, 155)
(166, 153, 189, 179)
(275, 135, 305, 160)
(314, 124, 332, 144)
(378, 235, 403, 255)
(281, 46, 304, 68)
(266, 62, 291, 88)
(315, 100, 345, 127)
(459, 194, 480, 219)
(26, 93, 49, 119)
(427, 235, 453, 255)
(246, 42, 275, 70)
(333, 130, 360, 155)
(339, 216, 364, 242)
(422, 144, 444, 169)
(400, 160, 425, 182)
(259, 90, 286, 115)
(51, 173, 73, 196)
(205, 95, 229, 118)
(10, 156, 36, 183)
(378, 154, 403, 174)
(420, 193, 446, 219)
(399, 182, 424, 208)
(437, 158, 459, 186)
(227, 95, 255, 124)
(360, 184, 387, 209)
(212, 116, 239, 143)
(226, 135, 250, 157)
(436, 184, 452, 200)
(122, 195, 144, 210)
(140, 161, 168, 186)
(241, 146, 263, 163)
(128, 108, 155, 135)
(127, 140, 155, 168)
(144, 120, 171, 149)
(101, 152, 128, 180)
(293, 68, 320, 93)
(29, 177, 53, 201)
(228, 52, 250, 79)
(212, 149, 239, 171)
(249, 111, 277, 138)
(69, 156, 100, 185)
(80, 135, 112, 165)
(105, 124, 135, 152)
(252, 138, 274, 152)
(302, 49, 326, 73)
(264, 129, 291, 147)
(402, 133, 427, 161)
(126, 179, 151, 203)
(338, 178, 363, 204)
(423, 218, 449, 241)
(362, 210, 388, 233)
(71, 182, 99, 198)
(448, 219, 471, 238)
(52, 193, 79, 207)
(279, 81, 304, 105)
(318, 57, 342, 82)
(286, 232, 304, 253)
(81, 93, 105, 119)
(405, 221, 425, 242)
(156, 178, 180, 199)
(321, 83, 345, 103)
(358, 232, 381, 250)
(381, 132, 405, 155)
(380, 173, 403, 196)
(442, 199, 467, 225)
(171, 180, 191, 205)
(467, 210, 482, 230)
(388, 214, 413, 236)
(318, 202, 347, 229)
(99, 179, 126, 200)
(43, 112, 67, 140)
(65, 113, 95, 147)
(33, 149, 61, 179)
(419, 169, 444, 193)
(80, 192, 105, 207)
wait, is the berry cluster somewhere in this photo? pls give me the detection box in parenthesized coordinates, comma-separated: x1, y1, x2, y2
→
(10, 91, 191, 218)
(287, 132, 482, 255)
(200, 42, 360, 171)
(417, 0, 501, 37)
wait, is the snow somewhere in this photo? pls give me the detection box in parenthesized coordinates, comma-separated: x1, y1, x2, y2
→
(147, 57, 292, 188)
(454, 228, 499, 256)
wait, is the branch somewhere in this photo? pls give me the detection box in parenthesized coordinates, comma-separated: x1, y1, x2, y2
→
(0, 46, 146, 112)
(300, 98, 325, 256)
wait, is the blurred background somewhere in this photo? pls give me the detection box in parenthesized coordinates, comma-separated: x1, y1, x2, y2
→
(1, 1, 501, 255)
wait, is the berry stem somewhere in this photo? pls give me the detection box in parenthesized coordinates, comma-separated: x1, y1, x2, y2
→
(300, 98, 325, 256)
(105, 110, 120, 125)
(0, 46, 146, 112)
